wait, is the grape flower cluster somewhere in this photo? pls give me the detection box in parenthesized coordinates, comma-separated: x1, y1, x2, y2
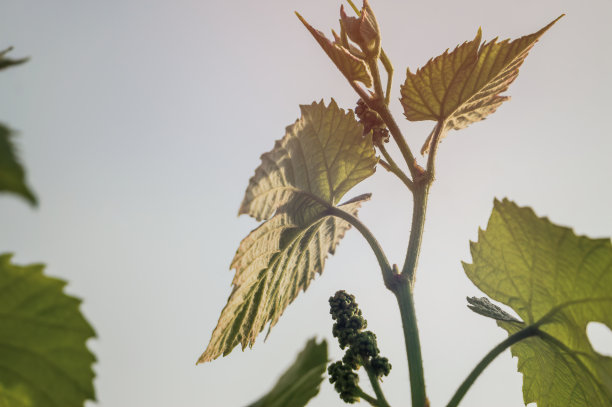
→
(328, 290, 392, 403)
(355, 99, 390, 147)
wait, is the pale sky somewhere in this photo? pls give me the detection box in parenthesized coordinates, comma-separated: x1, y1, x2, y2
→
(1, 0, 611, 406)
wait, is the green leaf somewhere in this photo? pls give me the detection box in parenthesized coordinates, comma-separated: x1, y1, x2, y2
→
(200, 100, 376, 363)
(0, 48, 28, 71)
(246, 338, 328, 407)
(239, 99, 377, 221)
(464, 199, 612, 407)
(0, 254, 96, 407)
(0, 124, 37, 206)
(199, 194, 369, 363)
(296, 14, 373, 88)
(400, 16, 563, 154)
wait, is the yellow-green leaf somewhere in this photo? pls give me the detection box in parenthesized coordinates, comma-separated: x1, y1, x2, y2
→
(0, 124, 37, 206)
(0, 254, 96, 407)
(199, 194, 369, 363)
(296, 13, 373, 88)
(239, 99, 377, 221)
(464, 199, 612, 407)
(400, 16, 562, 154)
(246, 338, 327, 407)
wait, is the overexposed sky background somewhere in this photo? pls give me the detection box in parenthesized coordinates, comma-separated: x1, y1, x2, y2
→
(1, 0, 611, 406)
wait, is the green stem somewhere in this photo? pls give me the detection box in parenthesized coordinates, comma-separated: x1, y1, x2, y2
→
(355, 387, 381, 406)
(425, 121, 445, 179)
(326, 205, 394, 289)
(378, 143, 413, 190)
(368, 58, 385, 102)
(380, 50, 393, 106)
(446, 325, 539, 407)
(364, 361, 392, 407)
(374, 103, 419, 178)
(402, 183, 429, 283)
(394, 281, 427, 407)
(402, 122, 444, 282)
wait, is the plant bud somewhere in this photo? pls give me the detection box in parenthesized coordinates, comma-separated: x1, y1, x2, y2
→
(340, 0, 381, 59)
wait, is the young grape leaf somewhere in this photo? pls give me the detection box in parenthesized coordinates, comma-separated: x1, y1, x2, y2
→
(464, 199, 612, 407)
(246, 338, 327, 407)
(199, 194, 369, 363)
(0, 123, 37, 206)
(400, 16, 562, 154)
(296, 14, 373, 89)
(466, 296, 521, 323)
(0, 254, 96, 407)
(239, 99, 377, 221)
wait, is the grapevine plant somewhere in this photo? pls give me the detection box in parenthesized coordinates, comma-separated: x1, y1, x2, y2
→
(0, 2, 611, 407)
(197, 1, 612, 407)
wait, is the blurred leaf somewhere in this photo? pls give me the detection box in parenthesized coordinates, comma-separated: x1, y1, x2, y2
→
(465, 199, 612, 407)
(239, 99, 377, 221)
(296, 14, 373, 88)
(199, 194, 369, 363)
(246, 338, 328, 407)
(400, 16, 562, 154)
(0, 254, 96, 407)
(0, 124, 37, 206)
(0, 47, 28, 71)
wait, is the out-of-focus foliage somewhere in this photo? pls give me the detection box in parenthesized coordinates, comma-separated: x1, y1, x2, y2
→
(246, 338, 328, 407)
(0, 254, 96, 407)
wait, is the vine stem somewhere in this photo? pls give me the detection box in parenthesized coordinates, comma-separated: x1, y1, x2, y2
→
(446, 325, 539, 407)
(394, 280, 427, 407)
(401, 121, 444, 282)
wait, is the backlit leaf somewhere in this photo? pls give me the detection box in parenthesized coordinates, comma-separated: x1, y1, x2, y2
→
(200, 100, 376, 363)
(0, 254, 96, 407)
(0, 124, 37, 206)
(246, 338, 327, 407)
(400, 16, 562, 154)
(199, 194, 369, 363)
(464, 199, 612, 407)
(239, 99, 377, 221)
(296, 13, 373, 88)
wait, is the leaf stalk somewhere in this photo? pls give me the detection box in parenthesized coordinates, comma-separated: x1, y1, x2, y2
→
(378, 143, 414, 190)
(446, 324, 539, 407)
(326, 205, 394, 289)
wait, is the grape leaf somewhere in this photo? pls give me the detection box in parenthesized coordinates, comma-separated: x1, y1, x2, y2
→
(464, 199, 612, 407)
(246, 338, 327, 407)
(400, 16, 562, 154)
(239, 99, 377, 221)
(296, 13, 373, 88)
(0, 123, 37, 206)
(0, 254, 96, 407)
(199, 194, 369, 363)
